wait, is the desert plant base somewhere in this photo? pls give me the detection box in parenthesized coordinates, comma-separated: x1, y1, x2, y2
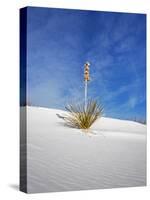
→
(64, 100, 103, 130)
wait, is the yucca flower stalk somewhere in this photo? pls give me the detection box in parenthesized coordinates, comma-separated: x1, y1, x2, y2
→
(60, 62, 103, 131)
(64, 100, 103, 129)
(84, 62, 90, 111)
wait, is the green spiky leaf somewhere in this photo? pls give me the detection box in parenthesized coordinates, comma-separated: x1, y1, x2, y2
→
(64, 100, 103, 129)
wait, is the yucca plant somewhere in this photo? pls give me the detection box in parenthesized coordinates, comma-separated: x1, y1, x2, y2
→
(64, 100, 103, 130)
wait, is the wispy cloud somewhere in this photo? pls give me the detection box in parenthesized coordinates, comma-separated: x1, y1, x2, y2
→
(26, 7, 146, 120)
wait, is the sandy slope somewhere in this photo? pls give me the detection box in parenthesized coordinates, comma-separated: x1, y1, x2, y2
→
(23, 106, 146, 193)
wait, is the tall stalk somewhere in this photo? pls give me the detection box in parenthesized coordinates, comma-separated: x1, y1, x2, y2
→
(84, 80, 87, 111)
(84, 62, 90, 111)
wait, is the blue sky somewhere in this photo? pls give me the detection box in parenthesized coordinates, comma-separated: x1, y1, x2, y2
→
(26, 7, 146, 120)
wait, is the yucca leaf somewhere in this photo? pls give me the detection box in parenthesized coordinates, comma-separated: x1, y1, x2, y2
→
(64, 100, 103, 129)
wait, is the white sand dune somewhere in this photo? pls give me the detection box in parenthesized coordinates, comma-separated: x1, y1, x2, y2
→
(23, 106, 146, 193)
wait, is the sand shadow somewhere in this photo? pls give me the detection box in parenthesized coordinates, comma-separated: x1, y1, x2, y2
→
(56, 121, 78, 129)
